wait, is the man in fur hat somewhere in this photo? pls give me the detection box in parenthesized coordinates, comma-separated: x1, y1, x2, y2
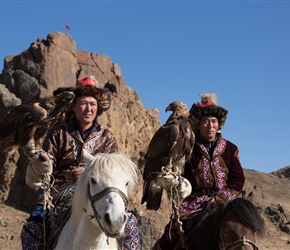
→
(156, 93, 245, 250)
(21, 77, 139, 250)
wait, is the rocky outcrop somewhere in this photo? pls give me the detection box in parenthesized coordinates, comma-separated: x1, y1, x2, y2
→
(265, 204, 290, 234)
(0, 32, 169, 249)
(0, 84, 21, 122)
(273, 165, 290, 178)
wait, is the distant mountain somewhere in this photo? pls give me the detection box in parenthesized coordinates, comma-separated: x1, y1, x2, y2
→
(273, 165, 290, 178)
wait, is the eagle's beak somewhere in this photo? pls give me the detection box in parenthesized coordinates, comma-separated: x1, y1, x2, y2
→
(165, 106, 171, 112)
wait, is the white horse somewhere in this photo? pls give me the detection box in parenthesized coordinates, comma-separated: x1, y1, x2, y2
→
(54, 150, 138, 250)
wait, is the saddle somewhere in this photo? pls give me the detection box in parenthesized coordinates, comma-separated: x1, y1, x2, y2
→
(183, 192, 222, 246)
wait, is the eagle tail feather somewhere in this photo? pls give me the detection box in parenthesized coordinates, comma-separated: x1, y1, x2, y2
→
(142, 180, 163, 211)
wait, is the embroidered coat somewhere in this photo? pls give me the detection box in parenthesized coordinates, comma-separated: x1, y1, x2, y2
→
(39, 119, 118, 205)
(179, 133, 245, 219)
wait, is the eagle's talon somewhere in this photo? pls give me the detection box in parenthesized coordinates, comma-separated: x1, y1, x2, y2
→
(161, 166, 173, 174)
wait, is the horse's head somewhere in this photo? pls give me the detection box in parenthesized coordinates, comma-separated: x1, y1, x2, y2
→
(186, 195, 265, 250)
(219, 197, 265, 250)
(72, 150, 138, 238)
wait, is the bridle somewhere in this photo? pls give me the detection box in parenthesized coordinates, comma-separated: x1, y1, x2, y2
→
(219, 235, 259, 250)
(218, 197, 260, 250)
(85, 184, 129, 238)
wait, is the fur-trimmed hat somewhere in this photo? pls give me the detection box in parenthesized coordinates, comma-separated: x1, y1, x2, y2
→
(189, 93, 228, 131)
(75, 76, 111, 116)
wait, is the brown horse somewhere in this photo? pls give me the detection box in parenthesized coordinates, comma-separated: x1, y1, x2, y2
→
(185, 196, 265, 250)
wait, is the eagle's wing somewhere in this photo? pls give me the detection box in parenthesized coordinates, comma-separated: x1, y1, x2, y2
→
(143, 120, 180, 176)
(0, 90, 74, 154)
(0, 103, 46, 136)
(170, 116, 195, 174)
(141, 119, 180, 210)
(33, 90, 75, 147)
(0, 103, 49, 152)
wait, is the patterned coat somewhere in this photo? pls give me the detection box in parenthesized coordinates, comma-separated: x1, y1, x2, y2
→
(179, 133, 245, 219)
(39, 118, 118, 205)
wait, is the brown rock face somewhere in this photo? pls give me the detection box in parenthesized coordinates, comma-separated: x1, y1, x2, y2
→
(0, 32, 168, 249)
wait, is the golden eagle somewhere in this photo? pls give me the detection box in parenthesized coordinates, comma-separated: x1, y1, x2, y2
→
(0, 88, 75, 154)
(141, 101, 195, 210)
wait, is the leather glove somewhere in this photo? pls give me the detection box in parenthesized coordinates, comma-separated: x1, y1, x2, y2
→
(25, 148, 53, 190)
(156, 172, 192, 201)
(26, 163, 46, 190)
(28, 151, 53, 176)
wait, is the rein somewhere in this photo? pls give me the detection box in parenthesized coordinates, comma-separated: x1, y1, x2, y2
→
(86, 184, 129, 238)
(219, 235, 259, 250)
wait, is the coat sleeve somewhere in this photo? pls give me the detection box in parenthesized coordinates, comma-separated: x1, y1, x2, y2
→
(218, 144, 245, 200)
(103, 129, 119, 154)
(226, 147, 245, 192)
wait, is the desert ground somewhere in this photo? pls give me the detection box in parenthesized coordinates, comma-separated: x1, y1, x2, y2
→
(1, 168, 290, 249)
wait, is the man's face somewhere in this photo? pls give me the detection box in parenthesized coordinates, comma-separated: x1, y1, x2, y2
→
(198, 116, 219, 141)
(72, 96, 98, 129)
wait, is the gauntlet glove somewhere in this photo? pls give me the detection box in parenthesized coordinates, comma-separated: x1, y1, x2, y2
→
(25, 146, 53, 190)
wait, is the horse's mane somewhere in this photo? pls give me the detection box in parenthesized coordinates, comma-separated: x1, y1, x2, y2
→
(223, 198, 265, 236)
(187, 197, 265, 250)
(71, 153, 138, 224)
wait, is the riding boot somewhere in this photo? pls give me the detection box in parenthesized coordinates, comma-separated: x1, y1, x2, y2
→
(158, 219, 181, 250)
(20, 204, 48, 250)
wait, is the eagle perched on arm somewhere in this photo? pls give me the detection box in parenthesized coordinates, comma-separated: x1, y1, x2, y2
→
(141, 101, 195, 210)
(0, 88, 75, 154)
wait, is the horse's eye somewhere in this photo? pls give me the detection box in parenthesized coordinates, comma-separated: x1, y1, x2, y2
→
(126, 181, 129, 186)
(91, 177, 97, 184)
(222, 229, 228, 236)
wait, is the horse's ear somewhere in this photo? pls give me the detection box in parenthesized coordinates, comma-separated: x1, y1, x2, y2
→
(82, 149, 95, 167)
(242, 190, 246, 199)
(247, 191, 254, 204)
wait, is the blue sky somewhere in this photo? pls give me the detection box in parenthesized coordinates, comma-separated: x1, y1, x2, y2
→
(1, 1, 290, 173)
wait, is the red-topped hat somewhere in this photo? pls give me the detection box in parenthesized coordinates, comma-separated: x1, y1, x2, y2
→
(189, 93, 228, 131)
(74, 76, 111, 115)
(76, 76, 99, 87)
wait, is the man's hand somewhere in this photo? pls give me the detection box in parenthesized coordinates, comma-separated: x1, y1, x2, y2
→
(70, 166, 86, 179)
